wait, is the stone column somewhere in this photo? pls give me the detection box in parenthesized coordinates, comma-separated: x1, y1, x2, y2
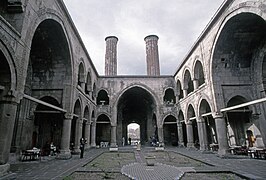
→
(105, 36, 118, 76)
(0, 95, 18, 176)
(177, 122, 184, 147)
(193, 79, 199, 89)
(84, 120, 91, 149)
(197, 117, 208, 151)
(186, 121, 194, 148)
(80, 78, 86, 91)
(57, 116, 72, 159)
(183, 89, 188, 98)
(90, 121, 96, 147)
(144, 35, 160, 76)
(110, 126, 117, 147)
(157, 127, 164, 146)
(73, 117, 82, 154)
(213, 113, 229, 155)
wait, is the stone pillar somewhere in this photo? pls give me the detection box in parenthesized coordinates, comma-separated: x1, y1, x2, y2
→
(186, 121, 194, 148)
(105, 36, 118, 76)
(213, 113, 229, 155)
(144, 35, 160, 76)
(197, 117, 208, 151)
(157, 127, 164, 146)
(90, 121, 96, 147)
(177, 122, 184, 147)
(73, 117, 82, 153)
(193, 79, 199, 89)
(80, 76, 86, 91)
(183, 89, 188, 98)
(84, 120, 91, 149)
(57, 116, 72, 159)
(110, 126, 117, 147)
(0, 95, 18, 176)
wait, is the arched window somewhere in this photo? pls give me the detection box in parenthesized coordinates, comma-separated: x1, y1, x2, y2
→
(163, 88, 176, 104)
(176, 80, 183, 100)
(184, 70, 194, 94)
(97, 89, 109, 105)
(194, 61, 205, 87)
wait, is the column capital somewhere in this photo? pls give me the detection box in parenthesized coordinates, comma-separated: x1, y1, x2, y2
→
(212, 112, 224, 119)
(64, 113, 73, 119)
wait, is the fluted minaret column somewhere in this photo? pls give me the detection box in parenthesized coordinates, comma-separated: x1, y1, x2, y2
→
(105, 36, 118, 76)
(144, 35, 160, 76)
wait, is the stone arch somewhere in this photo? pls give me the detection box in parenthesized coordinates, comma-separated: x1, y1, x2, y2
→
(178, 110, 187, 146)
(96, 114, 111, 146)
(96, 89, 109, 105)
(84, 106, 90, 121)
(193, 60, 205, 87)
(24, 10, 73, 87)
(82, 105, 90, 141)
(176, 79, 183, 100)
(70, 99, 82, 150)
(115, 85, 158, 145)
(26, 19, 72, 103)
(113, 83, 160, 108)
(187, 104, 199, 147)
(92, 82, 96, 100)
(163, 88, 176, 104)
(226, 96, 253, 147)
(0, 40, 16, 94)
(78, 61, 85, 87)
(85, 70, 92, 94)
(183, 69, 194, 95)
(210, 10, 266, 111)
(162, 114, 178, 146)
(34, 96, 64, 153)
(199, 98, 217, 147)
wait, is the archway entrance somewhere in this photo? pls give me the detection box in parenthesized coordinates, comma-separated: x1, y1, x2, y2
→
(96, 114, 111, 146)
(127, 123, 140, 145)
(226, 96, 251, 146)
(163, 115, 178, 146)
(34, 96, 63, 154)
(117, 87, 157, 146)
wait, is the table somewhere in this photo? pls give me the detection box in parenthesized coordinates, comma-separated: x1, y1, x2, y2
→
(248, 147, 266, 159)
(100, 141, 109, 148)
(21, 148, 41, 161)
(229, 146, 247, 155)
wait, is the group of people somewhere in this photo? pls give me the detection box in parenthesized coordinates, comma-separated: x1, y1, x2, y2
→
(43, 141, 57, 156)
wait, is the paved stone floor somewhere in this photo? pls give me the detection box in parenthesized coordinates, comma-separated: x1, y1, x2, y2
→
(1, 146, 266, 180)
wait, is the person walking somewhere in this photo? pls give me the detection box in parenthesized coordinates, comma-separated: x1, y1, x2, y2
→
(80, 138, 85, 158)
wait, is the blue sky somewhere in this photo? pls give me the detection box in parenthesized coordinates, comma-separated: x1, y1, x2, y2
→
(63, 0, 224, 75)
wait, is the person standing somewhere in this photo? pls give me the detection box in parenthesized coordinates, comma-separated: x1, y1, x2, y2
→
(122, 137, 125, 146)
(80, 138, 85, 158)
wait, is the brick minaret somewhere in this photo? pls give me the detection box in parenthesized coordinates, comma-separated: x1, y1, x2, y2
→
(105, 36, 118, 76)
(144, 35, 160, 76)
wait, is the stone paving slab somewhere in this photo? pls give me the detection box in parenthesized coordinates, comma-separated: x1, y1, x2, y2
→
(121, 162, 185, 180)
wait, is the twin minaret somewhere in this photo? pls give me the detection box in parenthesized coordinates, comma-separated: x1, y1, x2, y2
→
(104, 35, 160, 76)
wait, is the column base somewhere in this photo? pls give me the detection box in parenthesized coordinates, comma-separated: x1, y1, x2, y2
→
(218, 148, 229, 156)
(110, 143, 117, 148)
(91, 143, 96, 148)
(56, 150, 72, 160)
(186, 142, 195, 148)
(178, 143, 185, 148)
(0, 163, 10, 177)
(72, 148, 81, 155)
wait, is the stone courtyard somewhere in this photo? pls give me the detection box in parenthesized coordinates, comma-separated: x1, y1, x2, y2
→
(1, 0, 266, 178)
(3, 146, 266, 179)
